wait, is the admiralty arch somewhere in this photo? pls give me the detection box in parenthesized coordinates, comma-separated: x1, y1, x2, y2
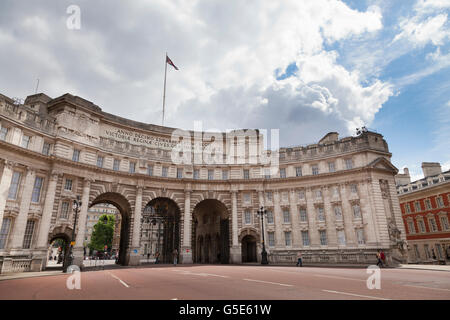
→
(0, 92, 408, 272)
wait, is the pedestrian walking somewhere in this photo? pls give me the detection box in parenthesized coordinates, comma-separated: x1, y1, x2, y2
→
(155, 251, 160, 264)
(380, 250, 386, 267)
(296, 251, 303, 267)
(173, 249, 178, 265)
(376, 250, 383, 267)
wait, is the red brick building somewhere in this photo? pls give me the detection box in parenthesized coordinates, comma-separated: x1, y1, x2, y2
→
(395, 163, 450, 264)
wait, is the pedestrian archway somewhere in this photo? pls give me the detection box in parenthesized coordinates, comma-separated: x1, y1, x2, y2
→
(47, 229, 71, 272)
(192, 199, 230, 264)
(241, 235, 257, 262)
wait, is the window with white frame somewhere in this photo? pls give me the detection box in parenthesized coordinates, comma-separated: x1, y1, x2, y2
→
(298, 190, 305, 200)
(42, 142, 51, 155)
(319, 230, 327, 245)
(113, 159, 120, 171)
(60, 201, 70, 219)
(337, 229, 346, 245)
(317, 207, 325, 221)
(425, 199, 432, 210)
(417, 219, 426, 233)
(147, 165, 153, 176)
(301, 231, 310, 246)
(0, 127, 8, 141)
(97, 156, 104, 168)
(356, 228, 365, 244)
(8, 171, 21, 200)
(345, 158, 353, 169)
(405, 203, 411, 213)
(64, 178, 73, 191)
(266, 191, 273, 201)
(129, 162, 136, 173)
(72, 149, 80, 162)
(284, 231, 291, 246)
(315, 190, 322, 199)
(295, 167, 302, 177)
(334, 205, 343, 220)
(244, 210, 252, 224)
(407, 220, 416, 234)
(428, 217, 438, 232)
(22, 220, 35, 249)
(312, 165, 319, 175)
(436, 196, 444, 208)
(414, 201, 421, 212)
(440, 215, 449, 230)
(266, 210, 274, 224)
(280, 168, 286, 178)
(243, 193, 251, 204)
(208, 169, 214, 180)
(414, 244, 420, 259)
(268, 232, 275, 247)
(193, 169, 199, 179)
(328, 162, 335, 173)
(222, 170, 228, 180)
(352, 204, 361, 219)
(333, 187, 339, 197)
(21, 135, 30, 148)
(264, 168, 271, 179)
(243, 169, 249, 179)
(162, 167, 168, 177)
(299, 208, 307, 222)
(283, 208, 290, 223)
(31, 176, 43, 203)
(350, 184, 358, 194)
(424, 244, 430, 259)
(0, 217, 12, 249)
(177, 168, 183, 178)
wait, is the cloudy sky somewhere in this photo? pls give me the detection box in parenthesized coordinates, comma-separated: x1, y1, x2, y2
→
(0, 0, 449, 180)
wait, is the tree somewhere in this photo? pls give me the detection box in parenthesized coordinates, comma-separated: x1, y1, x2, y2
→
(88, 214, 115, 253)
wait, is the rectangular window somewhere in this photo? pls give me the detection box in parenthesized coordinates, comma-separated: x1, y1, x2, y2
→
(280, 168, 286, 178)
(264, 168, 271, 179)
(414, 244, 420, 259)
(243, 169, 249, 179)
(284, 231, 291, 246)
(312, 165, 319, 175)
(440, 216, 449, 230)
(407, 221, 415, 234)
(21, 135, 30, 148)
(299, 208, 307, 222)
(301, 231, 310, 246)
(266, 210, 274, 224)
(244, 210, 252, 224)
(424, 244, 430, 259)
(436, 196, 444, 208)
(319, 230, 327, 245)
(64, 178, 72, 191)
(315, 190, 322, 199)
(418, 219, 426, 233)
(317, 207, 325, 221)
(8, 171, 21, 200)
(129, 162, 136, 173)
(222, 170, 228, 180)
(72, 149, 80, 162)
(295, 167, 302, 177)
(268, 232, 275, 247)
(328, 162, 335, 173)
(405, 203, 411, 213)
(193, 169, 199, 179)
(243, 193, 251, 204)
(283, 209, 290, 223)
(350, 184, 358, 193)
(31, 177, 43, 203)
(356, 229, 365, 244)
(208, 169, 214, 180)
(161, 167, 168, 177)
(177, 168, 183, 179)
(147, 165, 153, 176)
(429, 218, 438, 232)
(22, 220, 35, 249)
(97, 156, 104, 168)
(298, 190, 305, 200)
(334, 206, 343, 220)
(42, 142, 51, 155)
(414, 202, 421, 212)
(60, 201, 70, 219)
(436, 244, 444, 259)
(0, 218, 12, 249)
(352, 204, 361, 219)
(337, 230, 346, 245)
(345, 159, 353, 169)
(266, 191, 273, 201)
(425, 199, 432, 210)
(113, 159, 120, 171)
(333, 186, 339, 197)
(0, 127, 8, 141)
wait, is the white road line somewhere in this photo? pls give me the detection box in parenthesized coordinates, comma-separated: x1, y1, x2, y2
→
(171, 270, 229, 278)
(322, 290, 390, 300)
(313, 274, 366, 282)
(243, 278, 293, 287)
(402, 285, 450, 292)
(107, 272, 130, 288)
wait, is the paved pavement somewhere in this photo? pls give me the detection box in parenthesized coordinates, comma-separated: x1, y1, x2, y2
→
(1, 264, 450, 300)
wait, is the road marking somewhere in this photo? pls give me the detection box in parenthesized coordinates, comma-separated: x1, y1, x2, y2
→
(402, 285, 450, 292)
(243, 278, 293, 287)
(172, 270, 229, 278)
(313, 274, 366, 282)
(322, 290, 390, 300)
(107, 272, 130, 288)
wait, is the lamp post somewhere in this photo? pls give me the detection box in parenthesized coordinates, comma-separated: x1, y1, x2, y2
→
(68, 195, 82, 270)
(256, 206, 269, 265)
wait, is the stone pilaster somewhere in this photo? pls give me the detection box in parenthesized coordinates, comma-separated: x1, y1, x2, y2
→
(129, 184, 143, 266)
(72, 178, 92, 267)
(340, 183, 357, 247)
(323, 186, 338, 247)
(0, 160, 14, 234)
(305, 188, 319, 247)
(181, 189, 192, 263)
(273, 191, 283, 247)
(230, 190, 241, 263)
(289, 189, 301, 247)
(9, 167, 35, 254)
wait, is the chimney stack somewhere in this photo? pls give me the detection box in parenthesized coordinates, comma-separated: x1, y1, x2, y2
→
(421, 162, 441, 178)
(395, 167, 411, 186)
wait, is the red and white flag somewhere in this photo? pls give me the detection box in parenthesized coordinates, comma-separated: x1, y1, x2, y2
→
(166, 55, 179, 70)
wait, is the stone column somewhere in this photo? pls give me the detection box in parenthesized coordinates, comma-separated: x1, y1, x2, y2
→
(0, 160, 14, 233)
(289, 189, 301, 248)
(34, 171, 60, 271)
(72, 178, 92, 267)
(129, 185, 143, 266)
(305, 188, 319, 248)
(230, 190, 241, 263)
(273, 191, 283, 247)
(181, 189, 193, 263)
(340, 183, 357, 247)
(9, 167, 36, 255)
(323, 186, 338, 247)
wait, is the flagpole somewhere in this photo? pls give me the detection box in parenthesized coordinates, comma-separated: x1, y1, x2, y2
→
(162, 52, 168, 126)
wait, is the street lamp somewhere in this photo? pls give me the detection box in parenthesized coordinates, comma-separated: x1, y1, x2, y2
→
(256, 206, 269, 265)
(68, 195, 82, 270)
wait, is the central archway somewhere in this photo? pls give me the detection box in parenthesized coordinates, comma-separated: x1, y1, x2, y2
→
(192, 199, 230, 264)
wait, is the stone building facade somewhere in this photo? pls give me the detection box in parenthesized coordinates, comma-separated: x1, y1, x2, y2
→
(0, 92, 408, 272)
(395, 163, 450, 264)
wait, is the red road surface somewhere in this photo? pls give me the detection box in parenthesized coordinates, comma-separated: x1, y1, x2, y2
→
(1, 265, 449, 300)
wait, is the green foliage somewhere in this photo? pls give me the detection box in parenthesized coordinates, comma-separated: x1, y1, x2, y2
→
(52, 238, 65, 248)
(88, 214, 115, 252)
